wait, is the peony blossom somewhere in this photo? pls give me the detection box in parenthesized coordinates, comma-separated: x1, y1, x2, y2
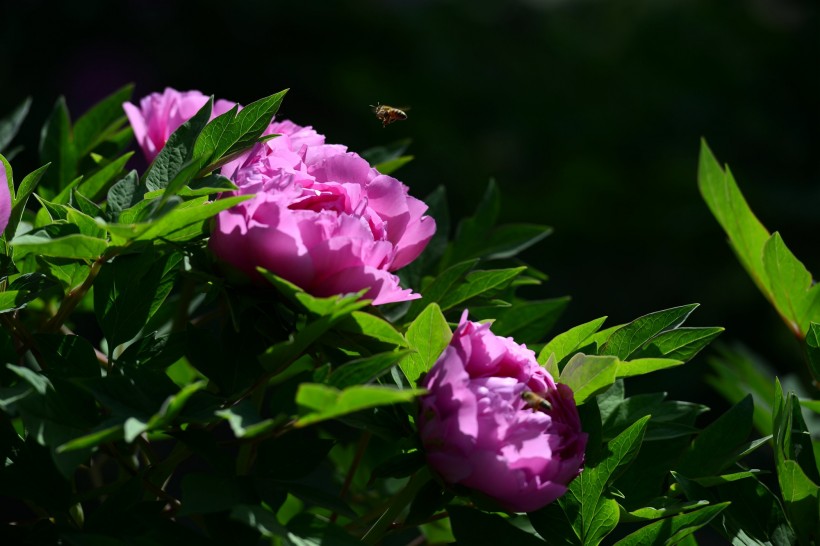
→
(418, 311, 587, 512)
(210, 120, 436, 305)
(123, 87, 236, 162)
(0, 164, 11, 235)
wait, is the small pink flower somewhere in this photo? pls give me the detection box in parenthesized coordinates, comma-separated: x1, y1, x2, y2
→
(0, 165, 11, 235)
(123, 88, 236, 162)
(210, 120, 436, 305)
(418, 311, 587, 512)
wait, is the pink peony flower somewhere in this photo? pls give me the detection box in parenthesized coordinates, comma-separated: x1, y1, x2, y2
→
(210, 120, 436, 305)
(0, 165, 11, 235)
(123, 87, 236, 162)
(418, 311, 587, 512)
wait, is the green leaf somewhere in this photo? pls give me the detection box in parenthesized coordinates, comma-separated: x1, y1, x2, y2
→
(613, 502, 730, 546)
(673, 471, 797, 545)
(373, 155, 413, 174)
(528, 502, 581, 545)
(807, 322, 820, 384)
(106, 170, 142, 214)
(215, 400, 276, 439)
(599, 304, 699, 360)
(11, 225, 108, 260)
(763, 232, 820, 338)
(0, 97, 32, 153)
(179, 473, 249, 515)
(448, 506, 545, 545)
(698, 140, 772, 297)
(560, 354, 619, 405)
(539, 316, 608, 365)
(566, 416, 651, 546)
(633, 327, 724, 362)
(481, 223, 554, 261)
(196, 89, 287, 167)
(487, 297, 569, 344)
(616, 358, 684, 378)
(72, 84, 133, 158)
(38, 96, 76, 198)
(438, 266, 527, 311)
(401, 303, 452, 387)
(404, 259, 477, 322)
(133, 194, 252, 241)
(778, 460, 819, 543)
(76, 152, 134, 202)
(143, 97, 212, 192)
(334, 311, 408, 347)
(441, 180, 500, 268)
(294, 384, 425, 427)
(230, 504, 286, 538)
(677, 395, 755, 478)
(94, 250, 181, 352)
(6, 163, 50, 238)
(327, 350, 411, 389)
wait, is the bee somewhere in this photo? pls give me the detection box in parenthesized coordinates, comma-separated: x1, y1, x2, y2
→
(521, 391, 552, 412)
(371, 103, 409, 127)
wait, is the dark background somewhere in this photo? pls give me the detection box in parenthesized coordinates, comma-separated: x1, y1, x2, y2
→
(1, 0, 818, 397)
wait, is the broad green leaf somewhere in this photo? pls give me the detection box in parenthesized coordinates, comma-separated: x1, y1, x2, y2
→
(143, 97, 212, 192)
(763, 232, 820, 338)
(215, 400, 276, 439)
(673, 471, 797, 545)
(133, 194, 252, 241)
(401, 303, 452, 387)
(361, 138, 411, 165)
(691, 470, 766, 487)
(334, 311, 408, 347)
(327, 350, 411, 389)
(231, 504, 286, 538)
(483, 223, 554, 261)
(539, 316, 608, 365)
(94, 250, 181, 352)
(38, 96, 75, 197)
(55, 423, 123, 453)
(560, 354, 619, 405)
(486, 297, 569, 344)
(0, 97, 32, 153)
(599, 304, 699, 360)
(698, 140, 771, 296)
(197, 89, 287, 166)
(566, 416, 651, 545)
(7, 163, 50, 238)
(294, 384, 425, 427)
(438, 266, 527, 311)
(174, 173, 238, 197)
(633, 327, 724, 361)
(11, 225, 108, 260)
(528, 502, 581, 545)
(72, 84, 133, 158)
(613, 502, 730, 546)
(404, 259, 477, 321)
(106, 170, 142, 213)
(374, 155, 413, 174)
(616, 358, 684, 378)
(76, 152, 133, 201)
(807, 322, 820, 384)
(0, 274, 59, 313)
(622, 498, 710, 522)
(677, 395, 755, 478)
(287, 513, 363, 546)
(258, 292, 370, 372)
(440, 179, 500, 268)
(777, 460, 819, 543)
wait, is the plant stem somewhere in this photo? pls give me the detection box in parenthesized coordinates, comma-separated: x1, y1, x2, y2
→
(361, 467, 431, 545)
(44, 254, 108, 333)
(331, 431, 372, 523)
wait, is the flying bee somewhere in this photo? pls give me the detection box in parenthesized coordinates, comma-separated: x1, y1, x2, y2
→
(371, 103, 409, 127)
(521, 391, 552, 412)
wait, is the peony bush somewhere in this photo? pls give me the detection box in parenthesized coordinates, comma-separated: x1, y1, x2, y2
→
(0, 86, 816, 545)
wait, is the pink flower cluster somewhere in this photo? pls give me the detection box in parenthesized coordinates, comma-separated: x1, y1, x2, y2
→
(418, 312, 587, 512)
(123, 88, 435, 304)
